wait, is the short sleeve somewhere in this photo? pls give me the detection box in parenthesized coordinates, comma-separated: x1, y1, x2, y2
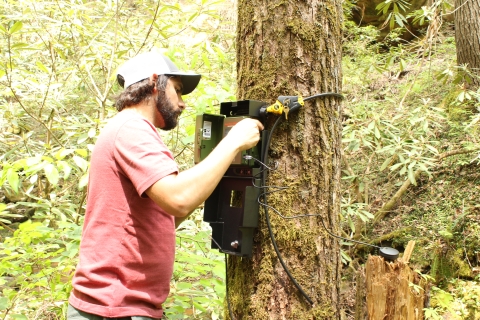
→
(114, 118, 178, 196)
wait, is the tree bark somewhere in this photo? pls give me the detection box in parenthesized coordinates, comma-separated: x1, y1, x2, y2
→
(227, 0, 343, 319)
(454, 0, 480, 88)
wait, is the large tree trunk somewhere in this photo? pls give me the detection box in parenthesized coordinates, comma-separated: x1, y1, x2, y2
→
(227, 0, 343, 319)
(455, 0, 480, 88)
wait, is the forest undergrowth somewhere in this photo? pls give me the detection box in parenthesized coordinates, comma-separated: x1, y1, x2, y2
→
(339, 18, 480, 320)
(0, 0, 479, 319)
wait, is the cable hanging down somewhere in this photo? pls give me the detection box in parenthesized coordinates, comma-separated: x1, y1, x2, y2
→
(258, 92, 345, 306)
(250, 91, 399, 306)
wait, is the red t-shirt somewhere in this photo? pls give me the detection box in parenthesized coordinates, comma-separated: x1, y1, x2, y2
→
(69, 110, 178, 318)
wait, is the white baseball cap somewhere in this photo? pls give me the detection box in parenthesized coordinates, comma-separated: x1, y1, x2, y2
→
(116, 52, 201, 95)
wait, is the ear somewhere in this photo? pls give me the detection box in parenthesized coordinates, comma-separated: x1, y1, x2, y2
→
(149, 74, 159, 92)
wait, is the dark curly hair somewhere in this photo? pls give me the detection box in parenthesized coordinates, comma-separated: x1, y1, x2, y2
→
(115, 74, 171, 111)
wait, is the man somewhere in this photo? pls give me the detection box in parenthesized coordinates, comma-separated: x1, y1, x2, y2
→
(68, 52, 263, 319)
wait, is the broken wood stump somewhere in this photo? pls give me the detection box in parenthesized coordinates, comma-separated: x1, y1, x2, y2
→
(365, 243, 427, 320)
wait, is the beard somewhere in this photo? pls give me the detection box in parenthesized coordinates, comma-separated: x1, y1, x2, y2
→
(155, 90, 182, 131)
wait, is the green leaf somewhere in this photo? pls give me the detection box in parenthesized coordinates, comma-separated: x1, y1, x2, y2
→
(7, 168, 19, 193)
(177, 282, 192, 290)
(202, 52, 210, 68)
(395, 12, 405, 27)
(408, 160, 417, 169)
(188, 12, 199, 22)
(79, 172, 89, 189)
(193, 301, 207, 312)
(438, 230, 453, 239)
(399, 59, 406, 72)
(88, 128, 96, 138)
(0, 296, 8, 310)
(390, 162, 403, 172)
(348, 216, 355, 233)
(199, 279, 211, 287)
(26, 156, 42, 166)
(44, 163, 59, 185)
(57, 161, 72, 180)
(54, 148, 74, 160)
(77, 133, 89, 144)
(374, 126, 381, 139)
(75, 149, 88, 158)
(375, 2, 384, 10)
(367, 121, 375, 130)
(9, 21, 23, 34)
(361, 210, 374, 219)
(418, 163, 429, 173)
(380, 156, 392, 171)
(0, 212, 25, 219)
(423, 119, 429, 131)
(191, 53, 199, 69)
(408, 167, 416, 185)
(36, 61, 50, 74)
(386, 56, 395, 68)
(11, 42, 29, 50)
(182, 135, 194, 145)
(24, 160, 47, 175)
(341, 250, 352, 263)
(424, 308, 441, 320)
(158, 4, 182, 13)
(73, 156, 88, 172)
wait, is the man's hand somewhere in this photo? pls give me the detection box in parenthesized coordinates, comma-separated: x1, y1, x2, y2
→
(146, 118, 264, 218)
(225, 118, 264, 152)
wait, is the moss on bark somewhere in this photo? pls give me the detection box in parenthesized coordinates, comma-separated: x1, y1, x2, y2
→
(229, 0, 344, 318)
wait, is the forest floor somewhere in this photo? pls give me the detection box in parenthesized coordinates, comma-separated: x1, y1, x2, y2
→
(339, 21, 480, 319)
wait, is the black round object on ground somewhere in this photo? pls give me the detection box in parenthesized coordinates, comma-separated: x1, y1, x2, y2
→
(379, 247, 399, 261)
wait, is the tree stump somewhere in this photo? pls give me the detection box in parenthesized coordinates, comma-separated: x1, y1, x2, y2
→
(365, 253, 427, 319)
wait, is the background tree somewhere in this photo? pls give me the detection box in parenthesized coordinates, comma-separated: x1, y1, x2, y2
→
(454, 0, 480, 88)
(227, 0, 343, 318)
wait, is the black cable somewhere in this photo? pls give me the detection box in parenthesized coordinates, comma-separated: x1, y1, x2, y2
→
(289, 93, 345, 113)
(260, 115, 314, 305)
(258, 92, 344, 306)
(254, 192, 381, 249)
(318, 217, 381, 249)
(303, 92, 345, 101)
(247, 147, 387, 253)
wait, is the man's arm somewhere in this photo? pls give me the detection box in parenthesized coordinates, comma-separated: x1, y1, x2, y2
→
(146, 118, 263, 218)
(175, 211, 193, 228)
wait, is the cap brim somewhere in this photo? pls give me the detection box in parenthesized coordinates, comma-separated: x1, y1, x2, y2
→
(165, 72, 201, 95)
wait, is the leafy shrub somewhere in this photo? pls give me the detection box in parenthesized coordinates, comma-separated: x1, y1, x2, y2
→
(0, 220, 80, 319)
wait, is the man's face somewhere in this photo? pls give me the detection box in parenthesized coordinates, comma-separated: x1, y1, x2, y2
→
(155, 77, 185, 130)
